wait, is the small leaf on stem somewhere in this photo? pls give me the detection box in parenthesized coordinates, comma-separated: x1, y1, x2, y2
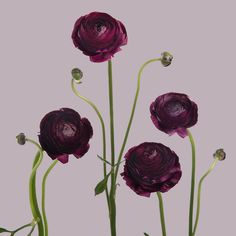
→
(95, 172, 111, 196)
(0, 228, 11, 233)
(97, 155, 112, 166)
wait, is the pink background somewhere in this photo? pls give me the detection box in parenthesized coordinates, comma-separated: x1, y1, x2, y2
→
(0, 0, 235, 235)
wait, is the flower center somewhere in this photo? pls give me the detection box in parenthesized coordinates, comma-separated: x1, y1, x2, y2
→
(144, 149, 158, 160)
(61, 123, 77, 137)
(166, 101, 185, 116)
(148, 150, 157, 160)
(94, 22, 106, 35)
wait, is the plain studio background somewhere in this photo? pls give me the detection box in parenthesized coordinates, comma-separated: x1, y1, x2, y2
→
(0, 0, 235, 235)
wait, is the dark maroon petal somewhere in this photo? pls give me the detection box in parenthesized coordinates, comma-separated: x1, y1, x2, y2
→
(176, 128, 188, 138)
(121, 142, 182, 197)
(73, 144, 90, 159)
(121, 171, 151, 197)
(79, 118, 93, 144)
(89, 47, 121, 62)
(39, 111, 62, 156)
(150, 92, 198, 137)
(38, 108, 93, 163)
(72, 12, 127, 63)
(56, 154, 69, 164)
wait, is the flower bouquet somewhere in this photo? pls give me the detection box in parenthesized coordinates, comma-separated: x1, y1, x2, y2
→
(0, 12, 226, 236)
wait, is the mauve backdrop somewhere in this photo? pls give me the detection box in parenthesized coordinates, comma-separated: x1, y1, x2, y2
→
(0, 0, 235, 235)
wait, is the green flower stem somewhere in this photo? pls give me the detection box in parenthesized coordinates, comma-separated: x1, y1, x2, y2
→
(9, 219, 36, 235)
(187, 129, 196, 236)
(42, 160, 58, 236)
(114, 58, 161, 183)
(157, 192, 167, 236)
(108, 60, 116, 236)
(71, 78, 110, 212)
(27, 224, 36, 236)
(192, 157, 219, 236)
(13, 223, 32, 233)
(26, 139, 44, 236)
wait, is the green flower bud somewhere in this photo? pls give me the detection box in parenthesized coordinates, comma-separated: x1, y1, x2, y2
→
(71, 68, 83, 81)
(161, 52, 173, 67)
(16, 133, 26, 145)
(213, 148, 226, 161)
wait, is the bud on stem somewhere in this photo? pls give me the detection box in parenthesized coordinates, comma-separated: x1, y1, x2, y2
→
(71, 68, 83, 82)
(16, 133, 26, 145)
(213, 148, 226, 161)
(161, 52, 173, 67)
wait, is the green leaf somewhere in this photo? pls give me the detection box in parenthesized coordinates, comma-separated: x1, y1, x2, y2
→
(113, 159, 125, 167)
(0, 228, 11, 233)
(97, 155, 125, 167)
(94, 172, 111, 196)
(97, 155, 112, 166)
(144, 233, 150, 236)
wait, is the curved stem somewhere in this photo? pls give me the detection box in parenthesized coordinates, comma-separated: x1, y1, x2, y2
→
(71, 78, 110, 211)
(11, 219, 37, 235)
(187, 129, 196, 236)
(114, 58, 161, 182)
(108, 60, 116, 236)
(26, 139, 44, 236)
(42, 160, 58, 236)
(192, 158, 219, 236)
(157, 192, 167, 236)
(13, 223, 32, 233)
(27, 223, 36, 236)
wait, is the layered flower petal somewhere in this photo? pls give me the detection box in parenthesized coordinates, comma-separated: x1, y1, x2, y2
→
(38, 108, 93, 163)
(72, 12, 127, 62)
(121, 142, 182, 197)
(150, 92, 198, 138)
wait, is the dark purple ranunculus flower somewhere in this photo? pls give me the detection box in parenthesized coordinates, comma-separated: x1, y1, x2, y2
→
(38, 108, 93, 164)
(72, 12, 127, 62)
(121, 142, 182, 197)
(150, 93, 198, 138)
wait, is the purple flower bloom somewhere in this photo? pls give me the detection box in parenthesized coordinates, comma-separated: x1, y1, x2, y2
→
(121, 142, 182, 197)
(38, 108, 93, 164)
(150, 93, 198, 138)
(72, 12, 127, 62)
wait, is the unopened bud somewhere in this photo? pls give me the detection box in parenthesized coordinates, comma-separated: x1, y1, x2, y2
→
(16, 133, 26, 145)
(71, 68, 83, 81)
(213, 148, 226, 161)
(161, 52, 173, 67)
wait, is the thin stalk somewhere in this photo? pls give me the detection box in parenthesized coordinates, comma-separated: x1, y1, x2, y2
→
(187, 129, 196, 236)
(42, 160, 58, 236)
(157, 192, 167, 236)
(108, 60, 115, 168)
(10, 219, 37, 235)
(27, 223, 36, 236)
(71, 78, 110, 212)
(13, 223, 32, 234)
(114, 58, 161, 183)
(192, 158, 219, 236)
(108, 60, 116, 236)
(26, 139, 44, 236)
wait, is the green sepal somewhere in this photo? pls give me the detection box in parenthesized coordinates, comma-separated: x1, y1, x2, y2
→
(0, 228, 11, 233)
(144, 233, 150, 236)
(95, 172, 111, 196)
